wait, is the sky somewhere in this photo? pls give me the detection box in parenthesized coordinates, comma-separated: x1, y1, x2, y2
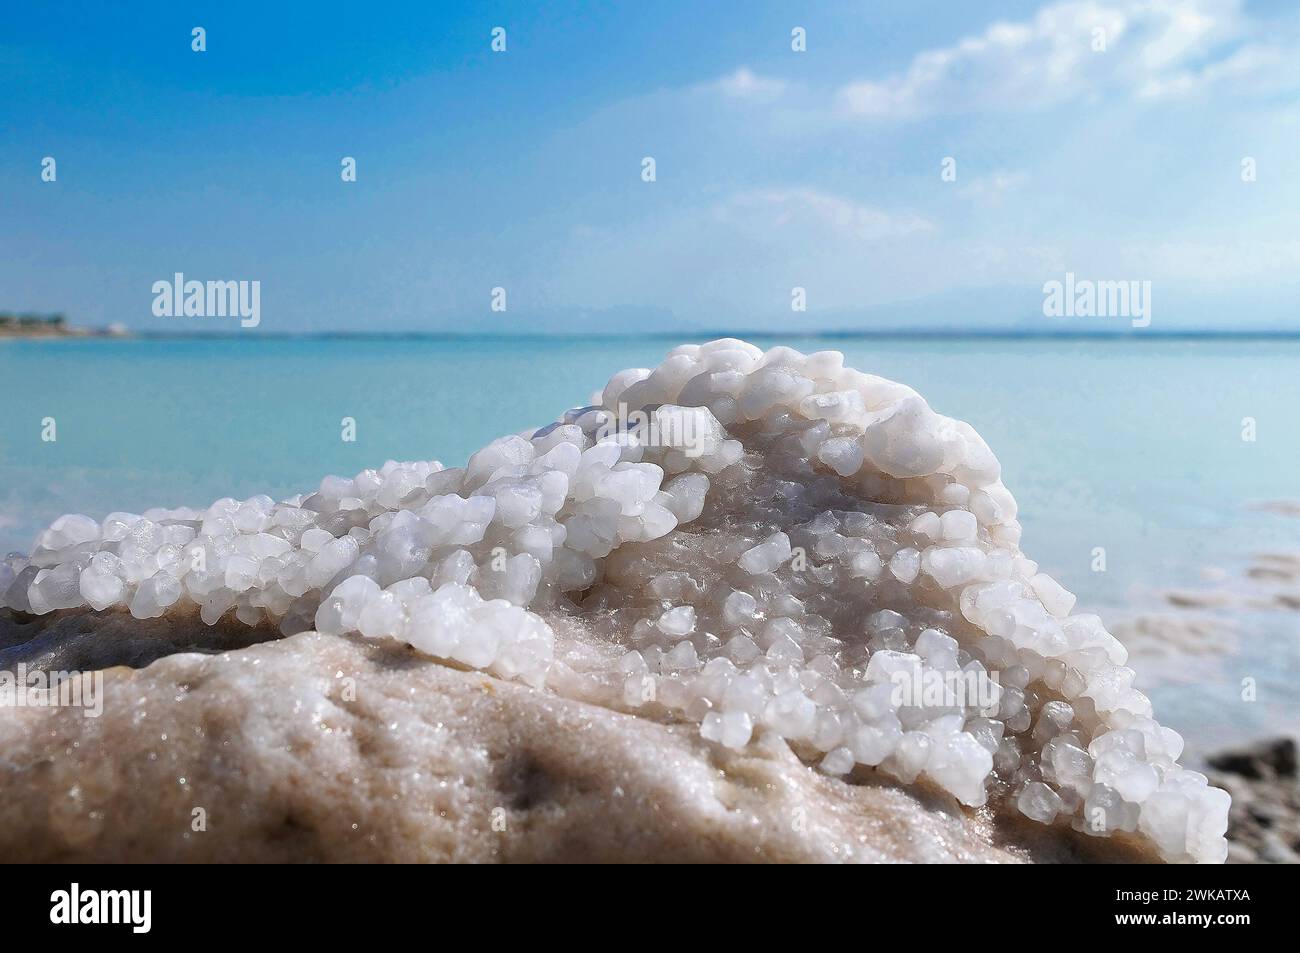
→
(3, 0, 1300, 334)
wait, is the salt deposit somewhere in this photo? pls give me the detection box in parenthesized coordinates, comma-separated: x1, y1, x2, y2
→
(0, 338, 1229, 863)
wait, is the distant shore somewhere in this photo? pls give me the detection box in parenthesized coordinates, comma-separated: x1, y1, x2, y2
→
(0, 326, 130, 339)
(0, 316, 128, 339)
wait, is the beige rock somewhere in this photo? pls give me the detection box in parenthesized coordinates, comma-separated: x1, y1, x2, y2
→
(0, 609, 1152, 863)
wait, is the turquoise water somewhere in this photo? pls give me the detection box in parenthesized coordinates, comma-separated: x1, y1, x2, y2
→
(3, 335, 1297, 753)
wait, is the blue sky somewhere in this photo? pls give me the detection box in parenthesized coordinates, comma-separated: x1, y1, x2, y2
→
(3, 0, 1300, 333)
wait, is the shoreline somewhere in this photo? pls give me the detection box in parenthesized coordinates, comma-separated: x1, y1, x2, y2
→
(0, 327, 129, 340)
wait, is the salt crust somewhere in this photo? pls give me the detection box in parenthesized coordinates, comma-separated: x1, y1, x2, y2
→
(1, 339, 1229, 862)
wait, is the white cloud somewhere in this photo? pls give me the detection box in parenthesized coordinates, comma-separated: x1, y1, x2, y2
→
(707, 67, 787, 100)
(958, 171, 1029, 205)
(543, 189, 940, 320)
(693, 3, 1300, 123)
(837, 0, 1256, 118)
(719, 189, 934, 240)
(1139, 41, 1300, 98)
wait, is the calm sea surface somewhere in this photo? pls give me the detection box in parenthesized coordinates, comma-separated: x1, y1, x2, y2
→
(3, 334, 1297, 754)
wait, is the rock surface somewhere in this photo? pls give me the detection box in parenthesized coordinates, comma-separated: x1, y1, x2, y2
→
(1205, 738, 1300, 864)
(0, 609, 1151, 862)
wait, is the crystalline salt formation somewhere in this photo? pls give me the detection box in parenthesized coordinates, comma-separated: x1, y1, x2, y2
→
(0, 339, 1230, 863)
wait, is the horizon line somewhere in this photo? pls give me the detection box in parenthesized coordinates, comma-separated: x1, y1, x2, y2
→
(8, 328, 1300, 342)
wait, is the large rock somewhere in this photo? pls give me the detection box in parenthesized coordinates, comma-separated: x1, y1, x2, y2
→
(2, 340, 1221, 861)
(0, 610, 1149, 862)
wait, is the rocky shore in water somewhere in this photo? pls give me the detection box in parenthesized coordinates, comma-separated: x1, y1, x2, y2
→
(1204, 737, 1299, 864)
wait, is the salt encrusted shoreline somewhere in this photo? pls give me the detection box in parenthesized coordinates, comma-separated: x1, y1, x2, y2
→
(0, 339, 1229, 862)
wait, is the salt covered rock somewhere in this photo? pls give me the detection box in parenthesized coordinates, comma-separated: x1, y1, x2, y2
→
(0, 625, 1158, 863)
(0, 339, 1229, 863)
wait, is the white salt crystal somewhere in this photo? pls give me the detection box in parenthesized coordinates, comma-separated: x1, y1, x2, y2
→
(657, 605, 696, 636)
(926, 732, 993, 807)
(894, 731, 933, 782)
(28, 564, 86, 614)
(907, 511, 942, 542)
(80, 564, 125, 611)
(939, 509, 978, 542)
(1030, 572, 1077, 618)
(701, 710, 753, 749)
(920, 546, 987, 587)
(722, 590, 759, 627)
(888, 548, 920, 583)
(36, 513, 100, 550)
(662, 639, 700, 672)
(820, 746, 855, 775)
(764, 690, 816, 738)
(817, 436, 865, 477)
(1017, 781, 1063, 823)
(851, 717, 902, 766)
(737, 532, 791, 575)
